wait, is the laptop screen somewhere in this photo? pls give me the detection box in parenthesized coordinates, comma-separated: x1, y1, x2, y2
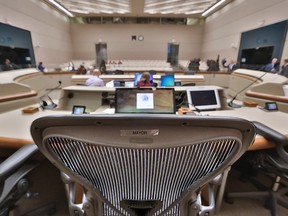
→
(134, 73, 153, 86)
(115, 88, 175, 114)
(161, 75, 175, 87)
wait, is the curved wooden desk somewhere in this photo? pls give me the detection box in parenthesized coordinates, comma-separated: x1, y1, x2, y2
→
(246, 91, 288, 103)
(0, 68, 287, 152)
(0, 105, 287, 151)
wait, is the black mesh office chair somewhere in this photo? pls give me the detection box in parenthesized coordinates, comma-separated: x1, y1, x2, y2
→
(225, 121, 288, 216)
(30, 114, 255, 216)
(0, 144, 38, 215)
(115, 70, 124, 75)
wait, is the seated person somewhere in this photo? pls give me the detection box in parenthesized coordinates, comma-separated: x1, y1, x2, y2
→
(136, 72, 152, 87)
(2, 58, 20, 71)
(99, 59, 106, 74)
(76, 65, 87, 74)
(222, 59, 237, 72)
(278, 58, 288, 78)
(37, 62, 45, 72)
(263, 58, 279, 72)
(85, 69, 104, 86)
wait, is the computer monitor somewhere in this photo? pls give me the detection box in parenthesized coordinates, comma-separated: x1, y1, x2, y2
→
(114, 81, 125, 87)
(72, 105, 86, 114)
(124, 81, 134, 87)
(134, 73, 153, 86)
(115, 88, 175, 114)
(186, 87, 221, 111)
(161, 75, 175, 87)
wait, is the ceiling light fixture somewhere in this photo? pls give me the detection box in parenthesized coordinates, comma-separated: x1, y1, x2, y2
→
(48, 0, 75, 17)
(201, 0, 226, 17)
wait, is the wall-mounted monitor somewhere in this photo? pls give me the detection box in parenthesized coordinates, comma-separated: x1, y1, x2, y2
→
(0, 23, 35, 70)
(186, 87, 221, 111)
(161, 75, 175, 87)
(115, 88, 175, 114)
(240, 46, 274, 65)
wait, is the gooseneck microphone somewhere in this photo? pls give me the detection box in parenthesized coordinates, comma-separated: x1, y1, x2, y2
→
(40, 81, 62, 110)
(228, 71, 268, 108)
(177, 101, 201, 113)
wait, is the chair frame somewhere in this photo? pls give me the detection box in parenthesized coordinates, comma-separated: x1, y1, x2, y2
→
(225, 121, 288, 216)
(31, 114, 255, 216)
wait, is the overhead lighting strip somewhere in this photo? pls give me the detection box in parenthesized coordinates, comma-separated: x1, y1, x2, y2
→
(48, 0, 75, 17)
(201, 0, 226, 17)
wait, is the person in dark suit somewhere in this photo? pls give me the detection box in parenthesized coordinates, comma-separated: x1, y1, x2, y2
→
(278, 58, 288, 78)
(2, 58, 20, 71)
(263, 58, 279, 72)
(37, 62, 45, 72)
(76, 65, 87, 74)
(222, 59, 237, 72)
(99, 59, 106, 74)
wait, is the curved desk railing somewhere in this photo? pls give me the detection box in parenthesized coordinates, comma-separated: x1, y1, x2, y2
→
(253, 121, 288, 163)
(244, 82, 288, 113)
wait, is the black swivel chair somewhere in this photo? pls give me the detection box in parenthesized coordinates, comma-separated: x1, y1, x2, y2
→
(225, 121, 288, 216)
(182, 83, 196, 86)
(30, 114, 255, 216)
(115, 70, 124, 75)
(184, 71, 195, 75)
(0, 144, 38, 215)
(165, 71, 174, 76)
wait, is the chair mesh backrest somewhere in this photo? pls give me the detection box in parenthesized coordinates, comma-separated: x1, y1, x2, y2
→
(31, 114, 255, 215)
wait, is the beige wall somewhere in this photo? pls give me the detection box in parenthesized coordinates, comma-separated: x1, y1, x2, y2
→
(70, 24, 204, 61)
(0, 0, 73, 69)
(0, 0, 287, 67)
(202, 0, 288, 62)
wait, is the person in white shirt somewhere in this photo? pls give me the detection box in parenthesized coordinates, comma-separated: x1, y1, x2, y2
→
(85, 69, 104, 86)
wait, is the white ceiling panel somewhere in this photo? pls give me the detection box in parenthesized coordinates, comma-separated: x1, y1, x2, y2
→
(44, 0, 232, 17)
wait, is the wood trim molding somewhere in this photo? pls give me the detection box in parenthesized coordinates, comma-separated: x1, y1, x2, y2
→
(14, 71, 76, 82)
(246, 90, 288, 103)
(231, 73, 262, 83)
(0, 136, 34, 149)
(0, 91, 37, 103)
(0, 134, 282, 151)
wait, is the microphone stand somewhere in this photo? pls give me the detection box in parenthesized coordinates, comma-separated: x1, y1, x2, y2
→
(190, 103, 201, 113)
(40, 81, 62, 110)
(228, 72, 268, 108)
(180, 101, 201, 113)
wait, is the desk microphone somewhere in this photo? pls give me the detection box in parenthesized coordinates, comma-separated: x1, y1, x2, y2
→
(228, 71, 268, 108)
(40, 81, 62, 110)
(189, 103, 201, 113)
(178, 101, 201, 113)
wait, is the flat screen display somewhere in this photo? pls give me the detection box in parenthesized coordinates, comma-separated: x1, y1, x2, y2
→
(115, 88, 175, 114)
(72, 105, 86, 114)
(161, 75, 175, 87)
(134, 73, 153, 86)
(240, 46, 274, 65)
(186, 87, 221, 111)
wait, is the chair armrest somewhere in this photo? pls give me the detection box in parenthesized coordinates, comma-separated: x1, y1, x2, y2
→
(253, 121, 288, 163)
(0, 144, 38, 181)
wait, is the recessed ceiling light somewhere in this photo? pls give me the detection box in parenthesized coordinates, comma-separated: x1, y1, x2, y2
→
(202, 0, 226, 17)
(48, 0, 74, 17)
